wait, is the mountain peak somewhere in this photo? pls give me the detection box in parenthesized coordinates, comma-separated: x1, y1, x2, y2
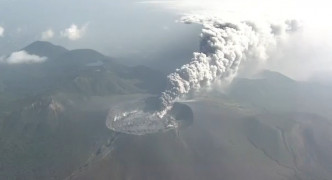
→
(22, 41, 68, 59)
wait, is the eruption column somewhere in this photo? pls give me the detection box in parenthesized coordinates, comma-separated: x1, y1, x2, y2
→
(158, 16, 297, 117)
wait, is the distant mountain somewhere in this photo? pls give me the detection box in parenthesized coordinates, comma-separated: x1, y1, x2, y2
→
(53, 49, 109, 65)
(23, 41, 68, 59)
(229, 70, 332, 118)
(0, 41, 167, 97)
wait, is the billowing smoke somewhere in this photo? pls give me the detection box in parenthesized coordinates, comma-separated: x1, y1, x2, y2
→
(158, 15, 297, 117)
(107, 15, 298, 135)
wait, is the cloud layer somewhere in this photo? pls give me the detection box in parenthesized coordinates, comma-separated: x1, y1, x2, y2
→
(61, 24, 88, 40)
(1, 51, 47, 64)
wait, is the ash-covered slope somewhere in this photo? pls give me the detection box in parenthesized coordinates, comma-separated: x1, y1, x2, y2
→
(68, 72, 332, 180)
(68, 97, 332, 180)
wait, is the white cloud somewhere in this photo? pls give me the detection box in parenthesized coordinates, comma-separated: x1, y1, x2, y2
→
(0, 26, 4, 37)
(61, 24, 88, 41)
(1, 51, 47, 64)
(41, 29, 54, 40)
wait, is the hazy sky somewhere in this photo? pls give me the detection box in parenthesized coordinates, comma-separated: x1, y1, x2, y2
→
(0, 0, 200, 65)
(0, 0, 331, 80)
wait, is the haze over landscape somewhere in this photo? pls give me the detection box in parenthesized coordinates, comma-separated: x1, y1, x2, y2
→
(0, 0, 332, 180)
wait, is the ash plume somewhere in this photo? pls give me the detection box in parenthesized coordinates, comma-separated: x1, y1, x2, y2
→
(158, 15, 298, 116)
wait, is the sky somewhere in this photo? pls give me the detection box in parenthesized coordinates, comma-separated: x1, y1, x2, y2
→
(0, 0, 200, 67)
(0, 0, 331, 80)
